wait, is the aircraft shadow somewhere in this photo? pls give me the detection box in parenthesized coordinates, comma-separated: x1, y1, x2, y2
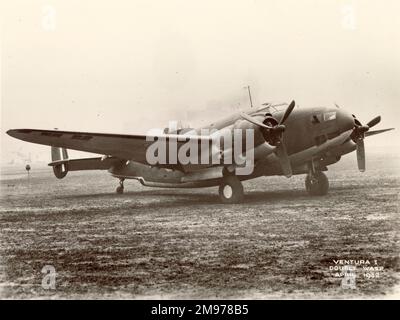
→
(58, 188, 323, 207)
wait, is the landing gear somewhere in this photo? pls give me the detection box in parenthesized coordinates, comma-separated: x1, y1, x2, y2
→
(218, 175, 244, 203)
(305, 171, 329, 196)
(116, 179, 125, 194)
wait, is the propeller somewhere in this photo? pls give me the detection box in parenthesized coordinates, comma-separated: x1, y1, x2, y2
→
(365, 128, 394, 137)
(240, 100, 296, 177)
(367, 116, 381, 128)
(351, 115, 381, 172)
(279, 100, 296, 125)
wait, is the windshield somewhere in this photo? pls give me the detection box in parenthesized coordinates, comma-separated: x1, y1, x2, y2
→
(255, 102, 289, 114)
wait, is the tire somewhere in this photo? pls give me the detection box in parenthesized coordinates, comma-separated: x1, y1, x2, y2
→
(218, 175, 244, 203)
(305, 171, 329, 196)
(116, 186, 124, 194)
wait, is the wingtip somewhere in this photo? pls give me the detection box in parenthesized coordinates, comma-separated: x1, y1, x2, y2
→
(6, 129, 32, 139)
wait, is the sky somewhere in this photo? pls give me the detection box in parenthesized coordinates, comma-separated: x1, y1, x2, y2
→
(1, 0, 399, 164)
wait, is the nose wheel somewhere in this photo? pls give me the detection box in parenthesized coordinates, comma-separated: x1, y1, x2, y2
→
(116, 179, 125, 194)
(305, 171, 329, 196)
(218, 175, 244, 203)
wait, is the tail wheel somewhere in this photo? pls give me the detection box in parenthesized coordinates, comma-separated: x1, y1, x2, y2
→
(305, 171, 329, 196)
(218, 175, 244, 203)
(116, 179, 125, 194)
(116, 186, 124, 194)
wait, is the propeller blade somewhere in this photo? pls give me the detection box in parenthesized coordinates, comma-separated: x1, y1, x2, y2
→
(365, 128, 394, 137)
(279, 100, 296, 125)
(356, 139, 366, 172)
(366, 116, 381, 128)
(275, 142, 292, 178)
(240, 112, 274, 129)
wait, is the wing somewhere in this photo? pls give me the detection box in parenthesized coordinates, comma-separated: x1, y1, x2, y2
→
(7, 128, 211, 164)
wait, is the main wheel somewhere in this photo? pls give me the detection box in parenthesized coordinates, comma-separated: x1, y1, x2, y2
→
(218, 175, 244, 203)
(305, 171, 329, 196)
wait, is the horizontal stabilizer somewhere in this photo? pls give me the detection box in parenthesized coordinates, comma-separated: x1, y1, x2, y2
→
(48, 156, 121, 171)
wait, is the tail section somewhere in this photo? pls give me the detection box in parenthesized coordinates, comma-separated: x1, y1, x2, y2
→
(50, 146, 69, 179)
(49, 147, 119, 178)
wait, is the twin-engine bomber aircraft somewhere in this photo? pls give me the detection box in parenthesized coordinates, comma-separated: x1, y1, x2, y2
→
(7, 101, 394, 203)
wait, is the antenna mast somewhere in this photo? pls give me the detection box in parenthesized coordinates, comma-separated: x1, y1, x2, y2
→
(245, 85, 253, 108)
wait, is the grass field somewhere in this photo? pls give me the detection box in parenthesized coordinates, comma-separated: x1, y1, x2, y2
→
(0, 152, 399, 299)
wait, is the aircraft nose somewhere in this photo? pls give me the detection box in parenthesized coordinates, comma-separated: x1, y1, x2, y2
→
(336, 109, 355, 133)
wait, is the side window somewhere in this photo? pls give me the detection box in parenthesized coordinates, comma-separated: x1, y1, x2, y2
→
(323, 111, 337, 121)
(311, 114, 322, 124)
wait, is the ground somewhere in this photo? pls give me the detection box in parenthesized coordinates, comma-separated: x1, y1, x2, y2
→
(0, 152, 399, 299)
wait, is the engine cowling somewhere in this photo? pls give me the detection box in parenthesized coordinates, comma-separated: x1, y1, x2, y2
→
(260, 116, 281, 146)
(231, 117, 277, 162)
(238, 100, 296, 177)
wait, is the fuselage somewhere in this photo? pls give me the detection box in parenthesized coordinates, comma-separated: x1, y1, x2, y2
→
(109, 105, 357, 187)
(199, 105, 355, 156)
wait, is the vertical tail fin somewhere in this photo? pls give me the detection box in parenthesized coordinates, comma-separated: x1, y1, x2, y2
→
(51, 146, 68, 162)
